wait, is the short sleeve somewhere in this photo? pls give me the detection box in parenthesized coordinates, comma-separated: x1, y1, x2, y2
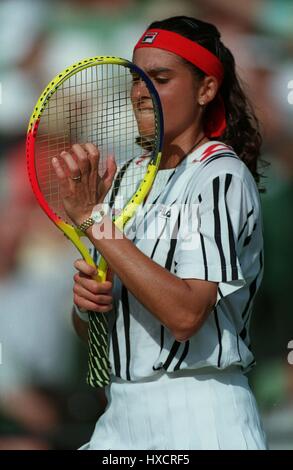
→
(175, 172, 257, 298)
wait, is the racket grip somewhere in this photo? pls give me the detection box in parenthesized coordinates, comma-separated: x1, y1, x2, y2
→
(87, 255, 107, 283)
(83, 256, 106, 283)
(93, 269, 107, 283)
(96, 256, 108, 283)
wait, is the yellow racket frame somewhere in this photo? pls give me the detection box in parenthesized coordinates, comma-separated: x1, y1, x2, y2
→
(26, 56, 163, 282)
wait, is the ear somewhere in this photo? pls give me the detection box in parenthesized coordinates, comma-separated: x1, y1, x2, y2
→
(197, 76, 219, 106)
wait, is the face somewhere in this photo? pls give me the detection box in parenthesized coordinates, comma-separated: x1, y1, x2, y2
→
(131, 69, 156, 144)
(132, 48, 202, 143)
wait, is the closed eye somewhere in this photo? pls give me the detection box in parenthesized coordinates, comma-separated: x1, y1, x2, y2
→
(155, 77, 169, 84)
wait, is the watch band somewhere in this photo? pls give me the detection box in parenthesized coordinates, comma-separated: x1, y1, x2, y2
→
(77, 206, 106, 233)
(77, 216, 96, 233)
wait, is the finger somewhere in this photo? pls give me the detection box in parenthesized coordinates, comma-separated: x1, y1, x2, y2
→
(60, 151, 81, 178)
(91, 304, 113, 313)
(52, 157, 67, 180)
(104, 155, 117, 185)
(52, 158, 70, 196)
(83, 143, 100, 166)
(99, 155, 117, 196)
(74, 259, 97, 277)
(74, 273, 112, 294)
(72, 144, 90, 174)
(83, 143, 101, 185)
(73, 283, 112, 305)
(74, 294, 113, 313)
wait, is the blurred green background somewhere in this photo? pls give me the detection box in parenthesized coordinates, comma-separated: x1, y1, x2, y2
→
(0, 0, 292, 450)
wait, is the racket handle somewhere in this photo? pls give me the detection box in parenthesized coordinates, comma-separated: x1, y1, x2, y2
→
(76, 243, 107, 283)
(96, 256, 108, 282)
(84, 255, 107, 283)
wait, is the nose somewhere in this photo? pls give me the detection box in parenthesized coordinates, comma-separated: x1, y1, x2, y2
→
(131, 77, 150, 100)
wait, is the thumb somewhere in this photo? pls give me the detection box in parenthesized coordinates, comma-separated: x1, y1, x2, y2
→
(74, 259, 97, 277)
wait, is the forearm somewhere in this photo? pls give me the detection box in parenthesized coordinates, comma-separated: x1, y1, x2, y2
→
(87, 220, 212, 340)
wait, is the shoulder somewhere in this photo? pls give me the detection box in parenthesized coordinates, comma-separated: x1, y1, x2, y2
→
(191, 141, 258, 196)
(185, 142, 261, 216)
(197, 141, 245, 176)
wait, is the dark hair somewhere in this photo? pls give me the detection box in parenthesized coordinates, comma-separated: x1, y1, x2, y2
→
(148, 16, 266, 190)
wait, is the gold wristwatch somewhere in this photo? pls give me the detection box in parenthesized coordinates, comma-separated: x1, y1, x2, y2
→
(77, 205, 106, 233)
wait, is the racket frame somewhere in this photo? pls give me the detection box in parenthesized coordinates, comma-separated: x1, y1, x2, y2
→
(26, 56, 163, 281)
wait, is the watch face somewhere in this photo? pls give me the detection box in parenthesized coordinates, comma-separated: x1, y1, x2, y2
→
(92, 210, 105, 224)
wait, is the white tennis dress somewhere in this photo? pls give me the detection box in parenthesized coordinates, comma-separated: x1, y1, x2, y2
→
(80, 141, 267, 450)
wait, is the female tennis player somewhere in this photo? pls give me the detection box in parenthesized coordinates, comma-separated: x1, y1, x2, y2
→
(52, 16, 267, 450)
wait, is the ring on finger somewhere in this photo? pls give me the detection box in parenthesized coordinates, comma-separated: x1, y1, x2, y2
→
(71, 173, 82, 182)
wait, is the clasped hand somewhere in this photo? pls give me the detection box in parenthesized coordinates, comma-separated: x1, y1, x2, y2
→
(52, 143, 117, 226)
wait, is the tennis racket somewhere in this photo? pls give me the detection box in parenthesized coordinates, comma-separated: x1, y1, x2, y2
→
(26, 56, 164, 387)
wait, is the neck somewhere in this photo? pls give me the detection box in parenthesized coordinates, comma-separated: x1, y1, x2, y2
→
(160, 127, 208, 170)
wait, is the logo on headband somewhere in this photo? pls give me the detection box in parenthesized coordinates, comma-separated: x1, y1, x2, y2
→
(141, 31, 158, 44)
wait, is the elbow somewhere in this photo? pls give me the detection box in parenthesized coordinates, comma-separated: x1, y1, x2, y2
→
(172, 326, 197, 343)
(170, 314, 200, 343)
(170, 284, 218, 342)
(171, 305, 215, 342)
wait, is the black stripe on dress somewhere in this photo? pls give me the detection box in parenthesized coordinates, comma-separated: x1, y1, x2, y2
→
(224, 174, 238, 281)
(121, 284, 131, 381)
(111, 314, 121, 378)
(213, 306, 222, 367)
(203, 153, 239, 168)
(150, 218, 168, 259)
(198, 193, 208, 280)
(163, 340, 181, 370)
(218, 287, 223, 298)
(167, 170, 176, 184)
(160, 325, 165, 352)
(259, 249, 264, 282)
(243, 223, 257, 247)
(213, 177, 227, 282)
(238, 208, 254, 242)
(152, 326, 166, 371)
(174, 341, 190, 371)
(165, 210, 181, 271)
(149, 200, 178, 260)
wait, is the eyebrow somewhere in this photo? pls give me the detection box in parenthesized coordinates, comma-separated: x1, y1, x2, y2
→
(145, 67, 173, 74)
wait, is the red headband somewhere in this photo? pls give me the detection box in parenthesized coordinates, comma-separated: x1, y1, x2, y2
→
(134, 29, 226, 138)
